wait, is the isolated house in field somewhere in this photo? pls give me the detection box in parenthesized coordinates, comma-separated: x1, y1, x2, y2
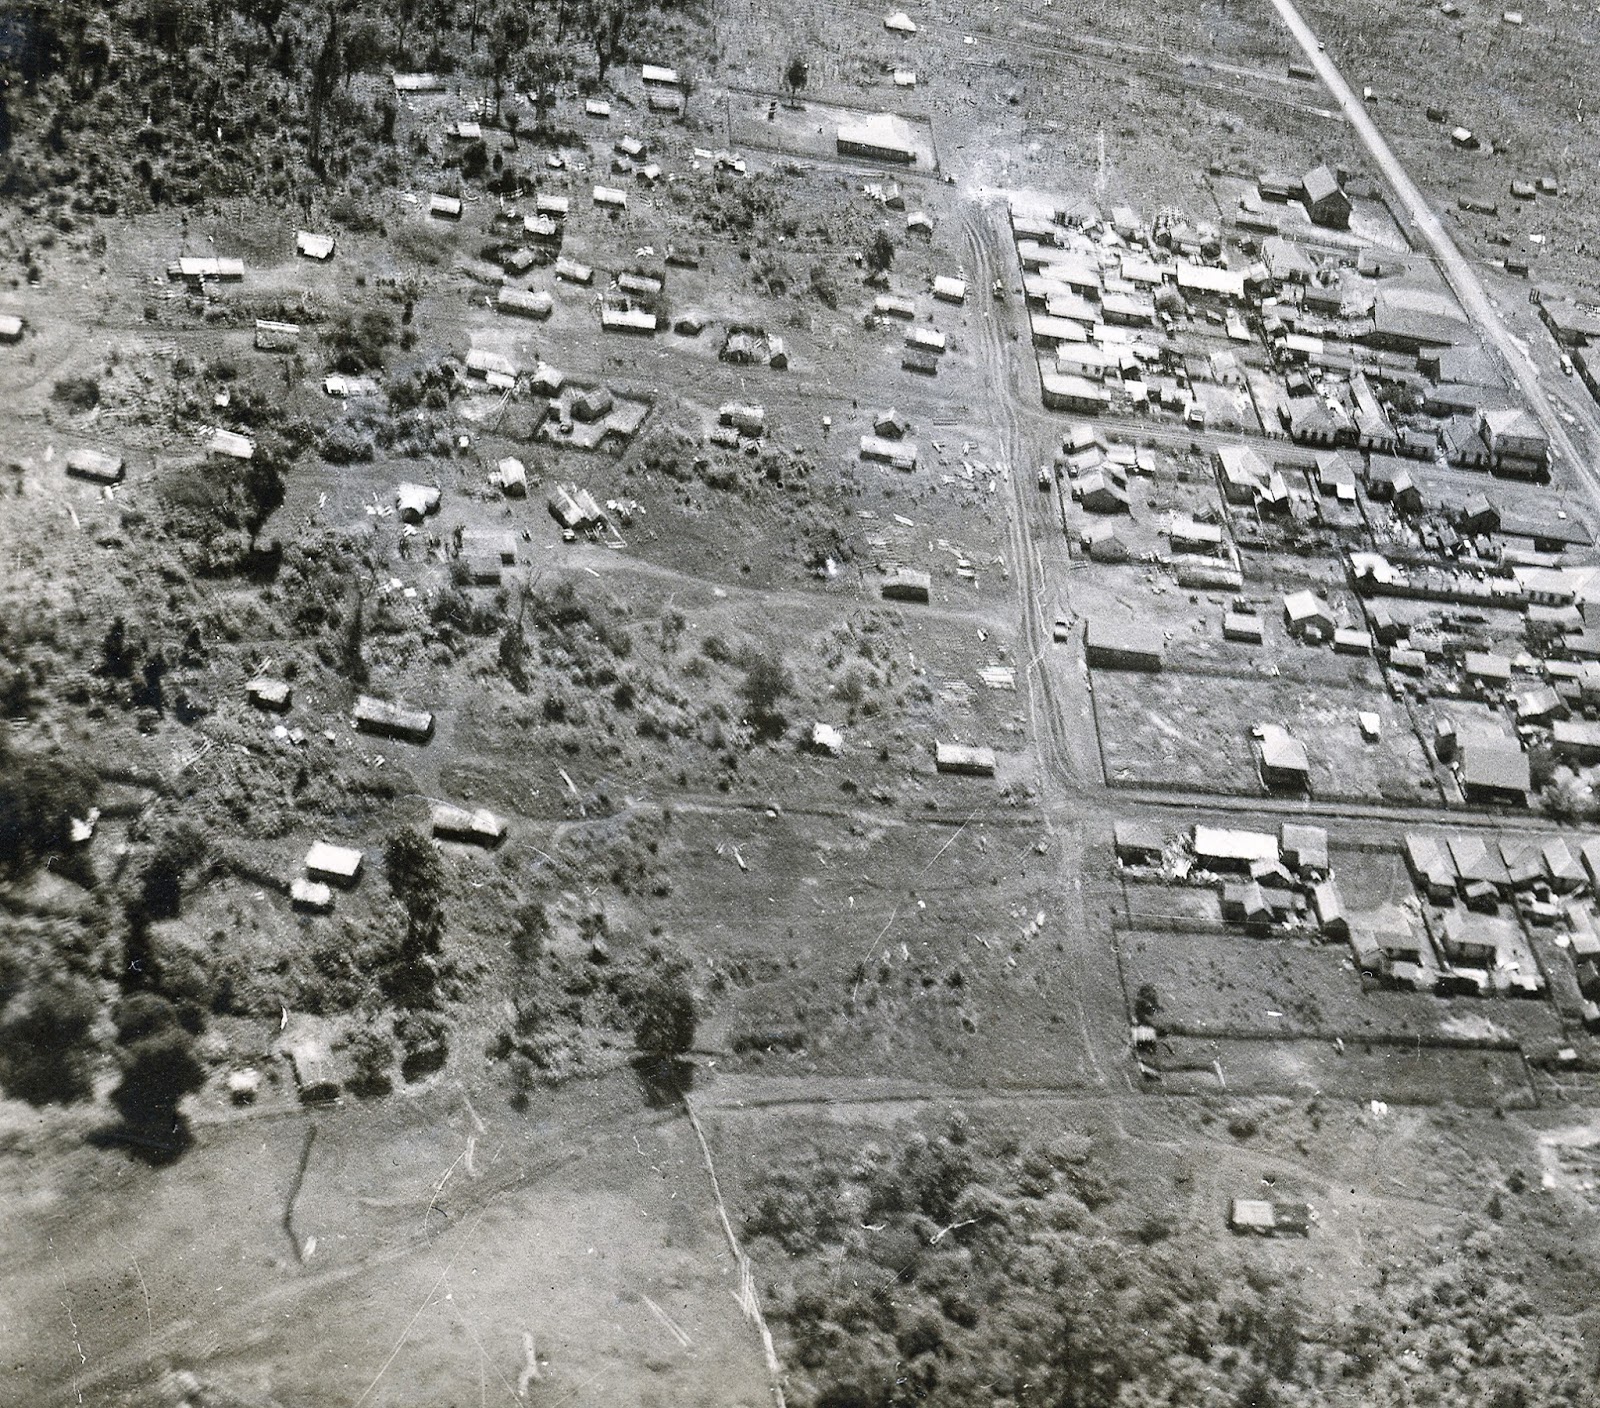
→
(601, 303, 657, 334)
(1258, 725, 1310, 793)
(247, 677, 292, 713)
(935, 742, 997, 776)
(1230, 1199, 1311, 1237)
(1084, 522, 1132, 562)
(860, 434, 919, 470)
(295, 230, 335, 261)
(174, 256, 244, 283)
(392, 72, 446, 93)
(837, 112, 919, 164)
(1300, 165, 1351, 229)
(720, 402, 767, 437)
(304, 841, 364, 887)
(428, 194, 463, 220)
(431, 804, 507, 847)
(66, 447, 125, 484)
(495, 457, 528, 497)
(255, 318, 300, 352)
(0, 313, 21, 342)
(811, 722, 844, 757)
(933, 276, 967, 304)
(882, 568, 932, 603)
(353, 695, 435, 744)
(395, 482, 440, 523)
(884, 10, 918, 32)
(207, 429, 255, 462)
(290, 879, 333, 913)
(548, 483, 604, 532)
(874, 409, 909, 439)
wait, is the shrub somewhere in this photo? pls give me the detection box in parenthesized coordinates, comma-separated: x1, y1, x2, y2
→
(51, 375, 101, 411)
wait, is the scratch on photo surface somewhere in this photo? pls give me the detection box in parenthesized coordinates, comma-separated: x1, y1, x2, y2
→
(352, 1205, 487, 1408)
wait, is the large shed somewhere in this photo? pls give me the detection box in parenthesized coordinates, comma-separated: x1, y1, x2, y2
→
(352, 695, 435, 744)
(1084, 618, 1164, 671)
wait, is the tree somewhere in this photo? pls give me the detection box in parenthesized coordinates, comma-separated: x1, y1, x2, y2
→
(344, 1023, 395, 1096)
(866, 227, 896, 274)
(488, 0, 531, 111)
(384, 827, 447, 1005)
(498, 621, 529, 691)
(523, 36, 572, 129)
(0, 744, 97, 879)
(633, 970, 697, 1061)
(238, 455, 286, 547)
(102, 616, 134, 676)
(739, 646, 792, 738)
(325, 306, 396, 372)
(783, 54, 808, 107)
(241, 0, 286, 41)
(585, 0, 629, 82)
(306, 4, 344, 171)
(0, 978, 98, 1106)
(1134, 984, 1161, 1026)
(503, 106, 521, 148)
(110, 993, 205, 1157)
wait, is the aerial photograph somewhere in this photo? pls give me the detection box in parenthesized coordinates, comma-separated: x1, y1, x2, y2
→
(7, 0, 1600, 1403)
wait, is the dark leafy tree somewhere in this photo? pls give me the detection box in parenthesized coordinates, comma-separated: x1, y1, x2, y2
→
(739, 646, 792, 738)
(866, 227, 895, 274)
(394, 1008, 449, 1080)
(523, 35, 571, 128)
(585, 0, 629, 82)
(241, 0, 286, 40)
(498, 621, 529, 691)
(306, 3, 344, 170)
(344, 1022, 395, 1096)
(238, 456, 286, 546)
(384, 827, 446, 1004)
(0, 744, 97, 879)
(109, 993, 205, 1158)
(0, 978, 98, 1106)
(1134, 983, 1161, 1025)
(488, 0, 530, 109)
(633, 970, 697, 1060)
(325, 307, 396, 372)
(102, 616, 134, 676)
(783, 54, 808, 106)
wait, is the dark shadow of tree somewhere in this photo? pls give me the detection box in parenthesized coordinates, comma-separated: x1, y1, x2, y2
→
(89, 1115, 195, 1166)
(632, 1054, 696, 1109)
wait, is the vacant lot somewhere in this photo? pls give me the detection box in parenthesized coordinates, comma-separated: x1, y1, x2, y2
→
(1093, 667, 1435, 802)
(1, 1072, 767, 1408)
(1121, 926, 1566, 1047)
